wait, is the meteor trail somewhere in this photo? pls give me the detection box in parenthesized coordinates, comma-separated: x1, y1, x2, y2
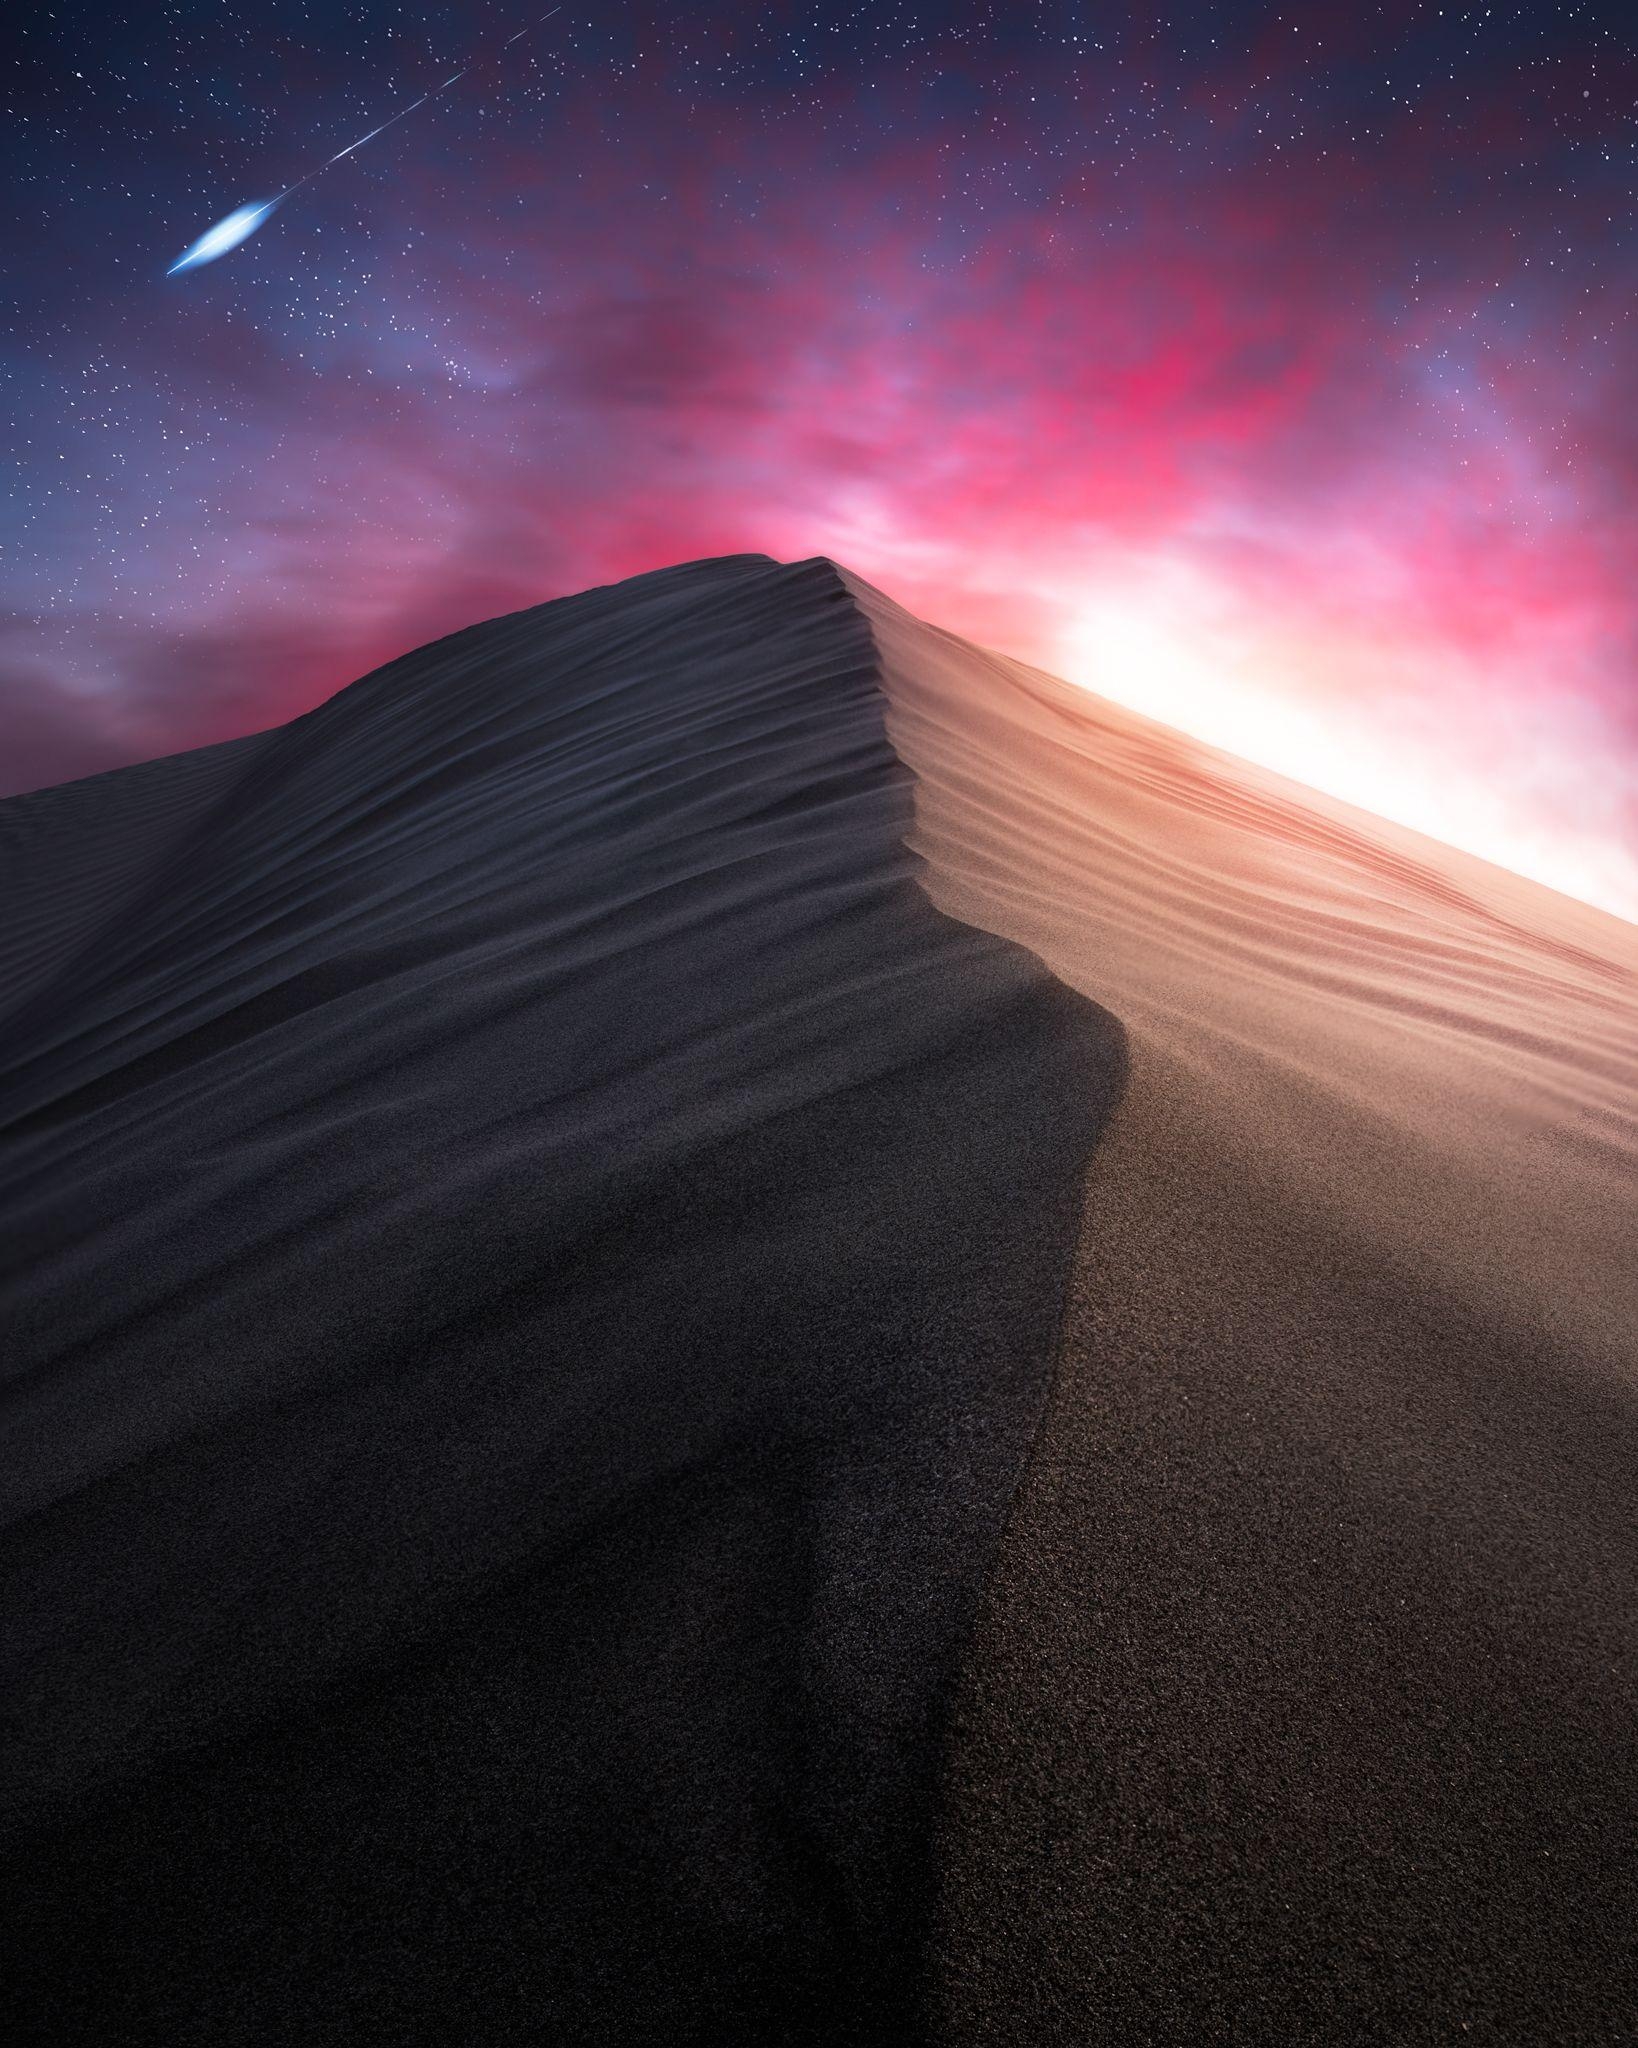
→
(323, 98, 429, 167)
(166, 198, 285, 276)
(165, 10, 561, 277)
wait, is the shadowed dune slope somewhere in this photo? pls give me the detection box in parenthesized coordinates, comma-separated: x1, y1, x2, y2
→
(0, 556, 1123, 2044)
(849, 573, 1638, 2045)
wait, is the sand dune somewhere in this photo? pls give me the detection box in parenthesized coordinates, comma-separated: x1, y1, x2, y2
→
(851, 574, 1638, 2042)
(0, 556, 1119, 2042)
(3, 554, 1634, 2042)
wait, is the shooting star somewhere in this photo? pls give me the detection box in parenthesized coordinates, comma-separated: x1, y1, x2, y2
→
(320, 98, 429, 167)
(166, 11, 558, 277)
(167, 199, 286, 276)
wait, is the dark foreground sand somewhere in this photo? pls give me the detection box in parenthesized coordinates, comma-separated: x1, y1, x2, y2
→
(3, 554, 1635, 2043)
(0, 556, 1118, 2042)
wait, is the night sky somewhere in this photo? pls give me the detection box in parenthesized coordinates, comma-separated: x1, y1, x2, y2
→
(7, 3, 1636, 914)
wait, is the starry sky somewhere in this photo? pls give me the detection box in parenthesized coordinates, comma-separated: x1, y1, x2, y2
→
(7, 2, 1636, 914)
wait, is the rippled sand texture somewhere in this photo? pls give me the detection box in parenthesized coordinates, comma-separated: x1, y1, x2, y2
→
(0, 556, 1122, 2044)
(6, 553, 1634, 2044)
(854, 573, 1638, 2044)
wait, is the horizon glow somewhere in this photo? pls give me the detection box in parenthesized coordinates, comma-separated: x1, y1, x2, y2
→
(1057, 564, 1638, 920)
(7, 4, 1636, 920)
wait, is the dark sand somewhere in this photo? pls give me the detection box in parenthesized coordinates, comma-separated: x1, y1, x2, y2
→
(0, 556, 1120, 2043)
(5, 552, 1636, 2043)
(856, 572, 1638, 2044)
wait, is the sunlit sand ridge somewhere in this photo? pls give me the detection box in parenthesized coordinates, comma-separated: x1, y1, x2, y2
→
(2, 555, 1633, 2043)
(855, 569, 1638, 2042)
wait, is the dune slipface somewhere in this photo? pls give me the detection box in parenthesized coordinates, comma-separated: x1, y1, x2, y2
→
(0, 557, 1122, 2043)
(846, 573, 1638, 2045)
(7, 554, 1636, 2045)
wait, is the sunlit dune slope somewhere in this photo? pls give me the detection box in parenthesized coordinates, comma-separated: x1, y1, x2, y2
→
(1, 552, 1634, 2046)
(848, 570, 1638, 2045)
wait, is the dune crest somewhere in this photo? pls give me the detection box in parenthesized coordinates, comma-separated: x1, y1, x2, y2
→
(846, 570, 1638, 2043)
(3, 553, 1634, 2043)
(0, 556, 1120, 2042)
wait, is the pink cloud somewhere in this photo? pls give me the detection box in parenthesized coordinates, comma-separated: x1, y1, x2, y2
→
(7, 51, 1634, 913)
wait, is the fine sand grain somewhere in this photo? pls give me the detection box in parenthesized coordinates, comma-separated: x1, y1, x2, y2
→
(0, 556, 1120, 2044)
(3, 553, 1633, 2043)
(853, 572, 1638, 2044)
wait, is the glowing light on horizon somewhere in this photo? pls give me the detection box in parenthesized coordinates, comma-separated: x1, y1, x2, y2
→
(1057, 560, 1638, 924)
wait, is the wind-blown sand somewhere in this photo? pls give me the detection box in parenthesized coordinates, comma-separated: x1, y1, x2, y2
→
(0, 556, 1119, 2042)
(3, 554, 1634, 2042)
(852, 574, 1638, 2042)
